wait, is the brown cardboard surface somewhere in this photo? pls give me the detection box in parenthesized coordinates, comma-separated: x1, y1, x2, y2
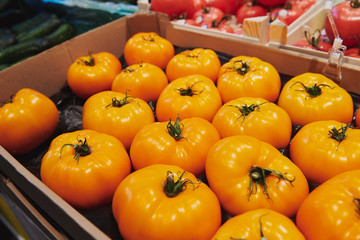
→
(0, 11, 360, 239)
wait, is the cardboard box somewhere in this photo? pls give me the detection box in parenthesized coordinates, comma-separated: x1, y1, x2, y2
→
(1, 12, 360, 239)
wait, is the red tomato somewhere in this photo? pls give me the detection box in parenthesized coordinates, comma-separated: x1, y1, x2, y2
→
(345, 46, 360, 58)
(172, 19, 201, 27)
(207, 20, 234, 33)
(270, 1, 310, 25)
(192, 7, 224, 25)
(205, 0, 241, 15)
(257, 0, 287, 7)
(150, 0, 205, 19)
(293, 30, 332, 52)
(41, 130, 131, 209)
(296, 169, 360, 240)
(0, 88, 59, 155)
(289, 0, 316, 10)
(324, 0, 360, 48)
(236, 3, 267, 25)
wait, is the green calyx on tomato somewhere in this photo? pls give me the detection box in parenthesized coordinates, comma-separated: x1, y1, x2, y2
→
(167, 115, 186, 141)
(60, 137, 91, 163)
(232, 60, 250, 75)
(229, 102, 267, 123)
(328, 124, 350, 148)
(290, 81, 334, 97)
(248, 165, 295, 200)
(77, 53, 95, 66)
(163, 171, 199, 198)
(350, 0, 360, 8)
(106, 93, 135, 108)
(175, 81, 203, 96)
(303, 29, 324, 50)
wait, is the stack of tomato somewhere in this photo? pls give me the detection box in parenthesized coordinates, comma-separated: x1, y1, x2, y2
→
(151, 0, 316, 34)
(293, 0, 360, 58)
(1, 31, 360, 240)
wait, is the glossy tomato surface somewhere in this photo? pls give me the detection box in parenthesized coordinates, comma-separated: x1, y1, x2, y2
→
(277, 72, 353, 126)
(290, 120, 360, 184)
(67, 52, 121, 99)
(212, 208, 305, 240)
(0, 88, 59, 155)
(217, 56, 281, 103)
(296, 169, 360, 240)
(156, 74, 222, 122)
(82, 91, 155, 150)
(130, 116, 220, 176)
(206, 135, 309, 218)
(112, 164, 222, 240)
(41, 130, 131, 209)
(111, 62, 168, 102)
(212, 97, 292, 149)
(324, 0, 360, 48)
(166, 48, 221, 82)
(124, 32, 175, 69)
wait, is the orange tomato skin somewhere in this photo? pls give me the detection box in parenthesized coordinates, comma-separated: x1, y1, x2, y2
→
(82, 91, 155, 150)
(212, 97, 292, 149)
(111, 62, 168, 102)
(205, 135, 309, 218)
(156, 74, 222, 122)
(217, 56, 281, 103)
(112, 164, 222, 240)
(40, 130, 131, 209)
(296, 170, 360, 240)
(124, 32, 175, 69)
(0, 88, 59, 155)
(290, 120, 360, 184)
(355, 107, 360, 128)
(166, 48, 221, 82)
(130, 117, 220, 176)
(277, 72, 353, 126)
(67, 52, 122, 99)
(212, 208, 305, 240)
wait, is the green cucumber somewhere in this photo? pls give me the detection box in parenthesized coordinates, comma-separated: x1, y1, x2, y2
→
(0, 29, 16, 50)
(17, 16, 63, 43)
(11, 12, 57, 35)
(42, 22, 76, 47)
(0, 38, 48, 64)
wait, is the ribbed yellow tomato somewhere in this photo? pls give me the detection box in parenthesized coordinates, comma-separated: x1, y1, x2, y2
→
(212, 97, 292, 149)
(217, 56, 281, 103)
(41, 130, 131, 209)
(82, 91, 155, 150)
(130, 116, 220, 176)
(156, 74, 222, 122)
(166, 48, 221, 82)
(206, 135, 309, 218)
(278, 72, 353, 126)
(112, 164, 222, 240)
(212, 208, 305, 240)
